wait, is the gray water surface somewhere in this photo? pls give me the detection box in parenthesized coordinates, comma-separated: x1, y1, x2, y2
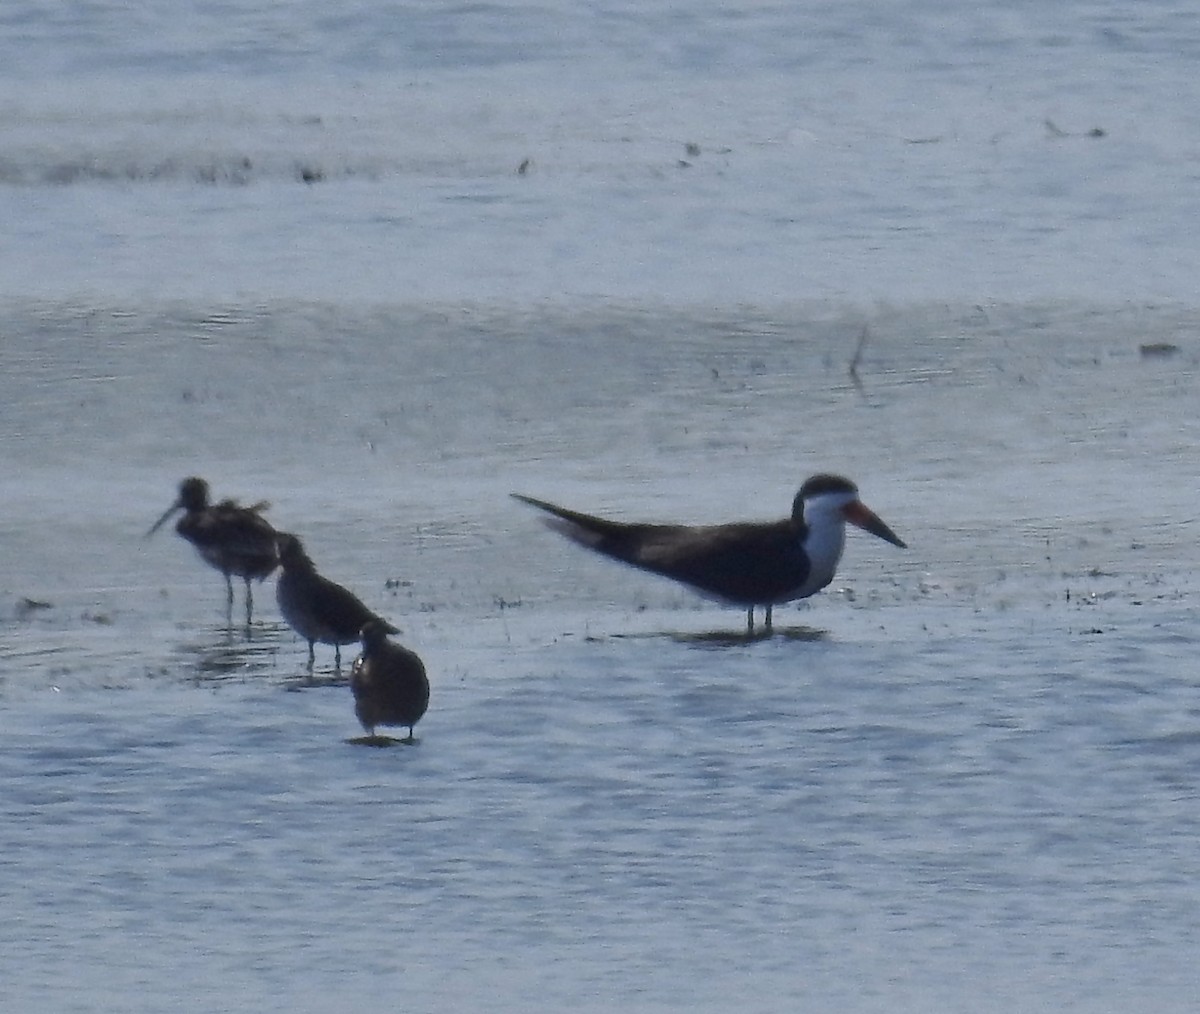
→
(3, 301, 1199, 1012)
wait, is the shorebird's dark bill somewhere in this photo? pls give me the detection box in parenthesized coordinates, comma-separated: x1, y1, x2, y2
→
(844, 501, 906, 549)
(146, 500, 182, 537)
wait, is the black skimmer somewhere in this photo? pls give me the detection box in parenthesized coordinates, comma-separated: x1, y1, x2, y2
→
(148, 477, 279, 625)
(513, 473, 906, 633)
(275, 533, 398, 667)
(349, 620, 430, 744)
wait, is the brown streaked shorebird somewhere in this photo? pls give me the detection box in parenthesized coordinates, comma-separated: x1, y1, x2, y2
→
(513, 474, 907, 634)
(349, 620, 430, 744)
(147, 476, 279, 625)
(275, 533, 398, 667)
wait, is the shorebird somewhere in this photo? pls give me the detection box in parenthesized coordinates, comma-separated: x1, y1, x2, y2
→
(349, 620, 430, 744)
(147, 476, 279, 625)
(275, 533, 398, 667)
(513, 473, 906, 633)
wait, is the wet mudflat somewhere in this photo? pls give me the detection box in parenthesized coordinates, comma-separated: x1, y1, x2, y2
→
(2, 300, 1199, 1012)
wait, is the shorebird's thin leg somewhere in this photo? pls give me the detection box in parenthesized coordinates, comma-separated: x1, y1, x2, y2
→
(244, 578, 254, 626)
(335, 643, 342, 668)
(307, 641, 316, 668)
(746, 607, 755, 634)
(764, 605, 773, 633)
(224, 573, 235, 624)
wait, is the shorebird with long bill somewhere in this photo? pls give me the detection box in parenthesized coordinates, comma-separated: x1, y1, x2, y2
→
(147, 476, 279, 625)
(513, 473, 906, 634)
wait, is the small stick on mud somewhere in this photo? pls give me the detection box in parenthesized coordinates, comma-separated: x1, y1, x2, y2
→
(849, 326, 869, 392)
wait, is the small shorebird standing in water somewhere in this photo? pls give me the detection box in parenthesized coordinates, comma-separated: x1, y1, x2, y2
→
(275, 533, 398, 668)
(513, 473, 907, 634)
(349, 620, 429, 744)
(147, 476, 279, 626)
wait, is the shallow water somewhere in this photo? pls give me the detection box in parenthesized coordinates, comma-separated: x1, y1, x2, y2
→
(6, 0, 1200, 1008)
(3, 299, 1200, 1012)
